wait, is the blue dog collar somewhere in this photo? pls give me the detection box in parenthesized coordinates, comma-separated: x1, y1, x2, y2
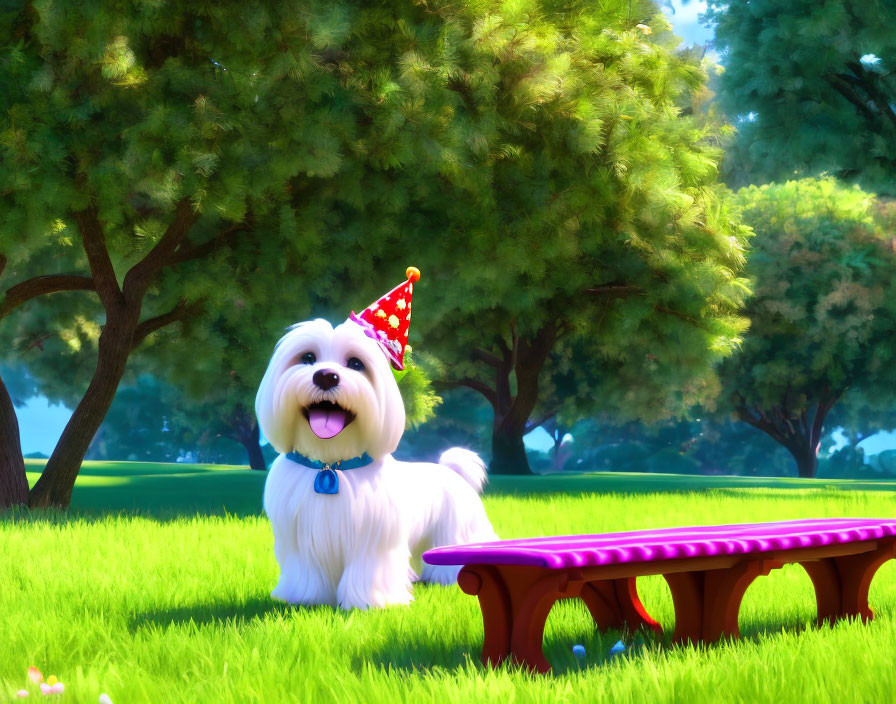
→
(285, 451, 374, 494)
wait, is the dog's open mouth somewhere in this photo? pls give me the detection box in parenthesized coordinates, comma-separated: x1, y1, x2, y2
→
(303, 401, 356, 440)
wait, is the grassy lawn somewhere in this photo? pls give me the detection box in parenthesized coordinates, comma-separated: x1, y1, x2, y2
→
(4, 460, 896, 703)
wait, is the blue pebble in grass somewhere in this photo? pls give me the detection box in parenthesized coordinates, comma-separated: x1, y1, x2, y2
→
(609, 640, 626, 656)
(572, 644, 586, 659)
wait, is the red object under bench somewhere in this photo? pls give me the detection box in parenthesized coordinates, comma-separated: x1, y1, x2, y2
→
(422, 518, 896, 673)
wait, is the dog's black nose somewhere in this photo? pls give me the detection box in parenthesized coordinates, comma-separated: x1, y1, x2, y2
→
(313, 369, 340, 390)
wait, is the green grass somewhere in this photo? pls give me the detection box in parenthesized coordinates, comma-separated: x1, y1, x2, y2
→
(4, 461, 896, 703)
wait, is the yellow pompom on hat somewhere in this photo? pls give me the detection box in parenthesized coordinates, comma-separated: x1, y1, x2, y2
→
(348, 267, 420, 370)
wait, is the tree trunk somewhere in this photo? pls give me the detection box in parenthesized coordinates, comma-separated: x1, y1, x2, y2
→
(486, 324, 559, 475)
(16, 199, 197, 509)
(28, 315, 136, 508)
(736, 390, 841, 480)
(451, 323, 561, 476)
(0, 372, 28, 510)
(545, 419, 569, 472)
(490, 422, 531, 475)
(227, 403, 267, 470)
(240, 422, 267, 471)
(791, 445, 818, 479)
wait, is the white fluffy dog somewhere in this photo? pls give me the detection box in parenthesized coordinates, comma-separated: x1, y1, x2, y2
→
(256, 318, 498, 610)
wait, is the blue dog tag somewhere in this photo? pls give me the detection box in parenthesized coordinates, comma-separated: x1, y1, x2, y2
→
(286, 451, 373, 494)
(314, 468, 339, 494)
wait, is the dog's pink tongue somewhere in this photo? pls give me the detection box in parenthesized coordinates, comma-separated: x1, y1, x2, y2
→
(308, 408, 348, 439)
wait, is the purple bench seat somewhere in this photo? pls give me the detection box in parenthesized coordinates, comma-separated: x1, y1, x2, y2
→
(423, 518, 896, 673)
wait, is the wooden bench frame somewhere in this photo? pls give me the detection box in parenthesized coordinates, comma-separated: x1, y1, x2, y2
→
(456, 537, 896, 673)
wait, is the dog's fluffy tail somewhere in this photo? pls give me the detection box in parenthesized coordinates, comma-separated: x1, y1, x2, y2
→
(438, 448, 488, 494)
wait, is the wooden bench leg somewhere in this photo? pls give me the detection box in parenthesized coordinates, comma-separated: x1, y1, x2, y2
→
(801, 541, 896, 626)
(580, 578, 662, 636)
(459, 565, 573, 673)
(664, 559, 782, 644)
(508, 571, 569, 673)
(458, 566, 513, 667)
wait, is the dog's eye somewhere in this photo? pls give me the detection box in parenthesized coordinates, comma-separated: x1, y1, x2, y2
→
(347, 357, 365, 372)
(300, 352, 316, 365)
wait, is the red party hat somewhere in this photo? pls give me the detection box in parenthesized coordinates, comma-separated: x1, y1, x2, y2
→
(348, 267, 420, 370)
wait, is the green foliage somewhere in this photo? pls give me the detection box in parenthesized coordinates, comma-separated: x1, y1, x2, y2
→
(705, 0, 896, 196)
(557, 414, 797, 477)
(0, 364, 37, 406)
(396, 387, 492, 462)
(2, 0, 753, 478)
(393, 347, 442, 429)
(84, 374, 272, 465)
(351, 0, 755, 468)
(722, 177, 896, 411)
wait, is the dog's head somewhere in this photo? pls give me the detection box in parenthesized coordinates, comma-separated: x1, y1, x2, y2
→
(255, 318, 406, 463)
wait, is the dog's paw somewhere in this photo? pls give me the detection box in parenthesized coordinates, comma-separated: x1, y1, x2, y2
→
(420, 564, 461, 586)
(271, 572, 335, 606)
(338, 592, 414, 610)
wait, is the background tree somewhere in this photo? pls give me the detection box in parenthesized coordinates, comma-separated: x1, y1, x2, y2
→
(2, 0, 755, 505)
(0, 362, 37, 506)
(378, 3, 753, 474)
(719, 176, 896, 478)
(1, 0, 380, 507)
(395, 387, 492, 464)
(704, 0, 896, 197)
(84, 375, 193, 463)
(0, 0, 510, 508)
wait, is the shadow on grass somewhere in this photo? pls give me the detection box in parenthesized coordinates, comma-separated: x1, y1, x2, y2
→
(129, 595, 335, 632)
(126, 590, 873, 678)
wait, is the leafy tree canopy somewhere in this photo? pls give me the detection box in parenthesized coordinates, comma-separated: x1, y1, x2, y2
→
(721, 176, 896, 477)
(1, 0, 753, 504)
(705, 0, 896, 196)
(383, 1, 754, 472)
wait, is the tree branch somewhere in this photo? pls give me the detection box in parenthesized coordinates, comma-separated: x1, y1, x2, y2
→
(843, 61, 896, 130)
(0, 274, 95, 320)
(734, 392, 796, 450)
(130, 299, 201, 350)
(74, 205, 122, 310)
(809, 387, 845, 450)
(736, 406, 794, 449)
(655, 305, 705, 328)
(171, 221, 249, 265)
(23, 332, 54, 352)
(585, 283, 644, 296)
(509, 319, 519, 371)
(525, 409, 557, 433)
(436, 377, 498, 408)
(556, 320, 574, 341)
(825, 74, 878, 123)
(123, 197, 198, 301)
(471, 348, 503, 367)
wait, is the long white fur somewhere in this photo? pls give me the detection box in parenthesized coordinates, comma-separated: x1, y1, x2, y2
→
(256, 318, 498, 609)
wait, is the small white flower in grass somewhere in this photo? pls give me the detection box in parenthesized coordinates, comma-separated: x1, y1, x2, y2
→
(27, 668, 42, 684)
(16, 690, 29, 698)
(99, 694, 114, 704)
(38, 675, 63, 695)
(635, 23, 652, 35)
